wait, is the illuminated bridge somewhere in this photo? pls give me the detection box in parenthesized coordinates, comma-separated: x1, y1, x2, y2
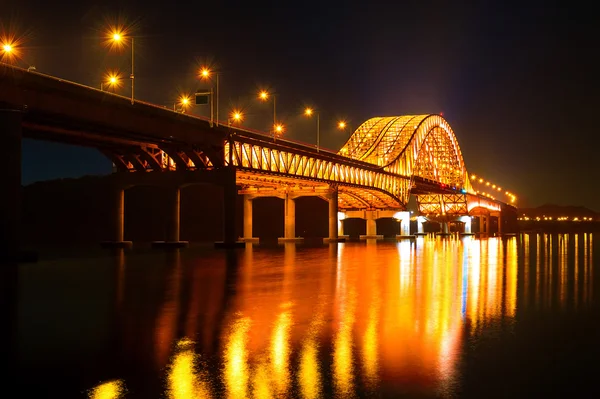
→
(0, 63, 516, 256)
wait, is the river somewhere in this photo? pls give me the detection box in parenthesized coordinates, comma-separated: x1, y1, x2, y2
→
(9, 233, 598, 398)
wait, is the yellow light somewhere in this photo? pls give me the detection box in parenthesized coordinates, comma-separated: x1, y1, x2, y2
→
(200, 67, 211, 79)
(470, 174, 476, 180)
(231, 110, 243, 122)
(259, 90, 269, 101)
(338, 121, 347, 129)
(112, 33, 122, 42)
(274, 124, 284, 133)
(109, 76, 117, 84)
(479, 178, 483, 183)
(304, 107, 313, 116)
(179, 95, 191, 107)
(2, 44, 11, 53)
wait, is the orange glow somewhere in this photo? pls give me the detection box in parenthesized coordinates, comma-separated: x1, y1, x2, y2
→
(258, 90, 269, 101)
(274, 124, 284, 133)
(200, 67, 211, 79)
(338, 121, 347, 129)
(105, 26, 129, 50)
(103, 71, 122, 91)
(0, 34, 23, 64)
(179, 94, 191, 108)
(230, 110, 243, 122)
(304, 107, 313, 116)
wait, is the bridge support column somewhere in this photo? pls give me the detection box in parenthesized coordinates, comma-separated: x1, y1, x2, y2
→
(395, 211, 414, 240)
(325, 189, 340, 243)
(415, 216, 426, 236)
(438, 221, 451, 236)
(152, 186, 188, 248)
(242, 195, 258, 243)
(101, 186, 133, 249)
(216, 167, 243, 248)
(460, 216, 474, 236)
(360, 211, 383, 240)
(0, 109, 35, 262)
(497, 214, 503, 235)
(278, 193, 302, 243)
(478, 215, 489, 236)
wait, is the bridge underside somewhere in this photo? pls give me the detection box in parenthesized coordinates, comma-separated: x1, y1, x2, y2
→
(236, 170, 402, 209)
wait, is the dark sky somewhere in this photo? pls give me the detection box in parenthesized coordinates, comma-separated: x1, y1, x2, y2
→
(5, 0, 599, 211)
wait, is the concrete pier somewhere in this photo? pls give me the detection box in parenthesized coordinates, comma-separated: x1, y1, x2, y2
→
(152, 186, 189, 248)
(242, 195, 259, 243)
(278, 193, 303, 243)
(101, 187, 133, 249)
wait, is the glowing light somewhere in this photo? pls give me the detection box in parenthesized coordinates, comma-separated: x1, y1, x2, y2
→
(338, 121, 347, 129)
(274, 124, 284, 133)
(258, 90, 269, 101)
(112, 33, 122, 42)
(304, 107, 313, 116)
(103, 71, 122, 90)
(179, 94, 191, 107)
(2, 44, 11, 53)
(231, 110, 243, 122)
(200, 67, 211, 79)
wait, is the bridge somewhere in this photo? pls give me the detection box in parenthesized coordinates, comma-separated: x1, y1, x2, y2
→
(0, 63, 515, 259)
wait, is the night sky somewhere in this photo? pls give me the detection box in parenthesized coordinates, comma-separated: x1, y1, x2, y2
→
(5, 1, 599, 211)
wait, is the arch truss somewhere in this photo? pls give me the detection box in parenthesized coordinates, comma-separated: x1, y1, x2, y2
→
(338, 114, 473, 203)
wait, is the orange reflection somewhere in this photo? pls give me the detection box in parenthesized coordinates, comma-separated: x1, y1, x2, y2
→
(88, 380, 125, 399)
(270, 306, 292, 395)
(91, 235, 598, 397)
(166, 338, 212, 399)
(223, 316, 251, 399)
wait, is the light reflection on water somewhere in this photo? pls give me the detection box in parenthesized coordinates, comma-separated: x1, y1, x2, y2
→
(56, 234, 595, 397)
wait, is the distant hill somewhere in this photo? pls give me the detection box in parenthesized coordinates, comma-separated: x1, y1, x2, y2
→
(518, 204, 598, 220)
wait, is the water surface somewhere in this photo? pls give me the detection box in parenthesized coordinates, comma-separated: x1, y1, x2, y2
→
(9, 234, 599, 398)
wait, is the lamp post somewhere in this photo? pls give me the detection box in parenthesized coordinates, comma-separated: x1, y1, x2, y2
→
(304, 107, 320, 152)
(258, 90, 276, 135)
(200, 67, 220, 126)
(109, 30, 134, 104)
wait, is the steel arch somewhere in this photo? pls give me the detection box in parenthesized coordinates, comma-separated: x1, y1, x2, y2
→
(338, 114, 473, 202)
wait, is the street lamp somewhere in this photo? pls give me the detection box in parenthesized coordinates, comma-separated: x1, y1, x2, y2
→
(338, 120, 347, 130)
(274, 123, 284, 140)
(304, 107, 320, 152)
(258, 90, 277, 136)
(199, 66, 220, 126)
(1, 40, 18, 63)
(108, 28, 135, 104)
(101, 72, 121, 92)
(174, 94, 191, 113)
(229, 109, 243, 126)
